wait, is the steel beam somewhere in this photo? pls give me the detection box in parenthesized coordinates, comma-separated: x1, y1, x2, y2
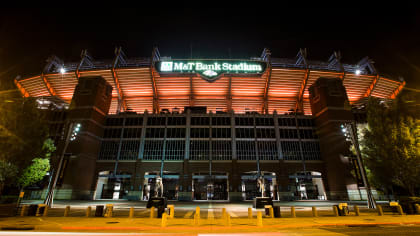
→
(363, 74, 380, 98)
(14, 78, 29, 97)
(262, 49, 272, 114)
(295, 69, 310, 113)
(150, 47, 160, 114)
(189, 76, 194, 106)
(390, 80, 406, 99)
(112, 47, 127, 113)
(227, 76, 232, 112)
(40, 73, 57, 97)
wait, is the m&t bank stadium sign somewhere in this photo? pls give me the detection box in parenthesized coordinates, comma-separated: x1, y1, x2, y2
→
(155, 60, 267, 81)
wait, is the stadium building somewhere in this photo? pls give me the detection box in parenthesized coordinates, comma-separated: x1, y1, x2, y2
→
(14, 48, 405, 201)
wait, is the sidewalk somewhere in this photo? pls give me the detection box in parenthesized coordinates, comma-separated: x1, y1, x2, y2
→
(1, 214, 419, 234)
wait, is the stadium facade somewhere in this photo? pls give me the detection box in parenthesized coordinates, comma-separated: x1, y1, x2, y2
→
(14, 48, 405, 201)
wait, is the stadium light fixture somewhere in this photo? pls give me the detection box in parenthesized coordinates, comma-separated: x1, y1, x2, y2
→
(70, 123, 82, 141)
(355, 69, 361, 75)
(60, 67, 66, 74)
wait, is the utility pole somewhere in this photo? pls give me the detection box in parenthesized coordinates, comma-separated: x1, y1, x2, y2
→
(344, 122, 377, 209)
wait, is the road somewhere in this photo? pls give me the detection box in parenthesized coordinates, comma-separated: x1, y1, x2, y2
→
(1, 225, 420, 235)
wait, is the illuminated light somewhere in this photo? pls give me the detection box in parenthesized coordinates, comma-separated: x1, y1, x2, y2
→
(60, 68, 66, 74)
(355, 69, 361, 75)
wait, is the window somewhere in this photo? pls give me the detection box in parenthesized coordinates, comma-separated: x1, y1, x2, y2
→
(98, 141, 119, 160)
(236, 141, 256, 160)
(123, 128, 142, 138)
(167, 128, 185, 138)
(281, 141, 301, 160)
(147, 117, 166, 126)
(212, 140, 232, 160)
(257, 141, 277, 160)
(236, 128, 254, 139)
(190, 140, 209, 160)
(190, 128, 209, 138)
(103, 128, 122, 139)
(125, 117, 143, 126)
(105, 118, 123, 126)
(255, 117, 274, 126)
(146, 128, 165, 138)
(278, 118, 296, 126)
(279, 129, 298, 139)
(212, 128, 231, 138)
(191, 117, 209, 126)
(299, 129, 318, 139)
(301, 141, 321, 160)
(256, 128, 275, 139)
(235, 117, 254, 126)
(212, 117, 230, 126)
(119, 141, 140, 160)
(168, 117, 186, 126)
(165, 140, 185, 160)
(143, 140, 164, 160)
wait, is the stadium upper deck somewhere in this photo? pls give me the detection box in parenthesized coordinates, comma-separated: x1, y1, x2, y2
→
(14, 48, 405, 115)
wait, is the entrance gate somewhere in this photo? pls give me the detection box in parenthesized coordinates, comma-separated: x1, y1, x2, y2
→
(192, 173, 228, 201)
(241, 172, 278, 200)
(143, 172, 179, 200)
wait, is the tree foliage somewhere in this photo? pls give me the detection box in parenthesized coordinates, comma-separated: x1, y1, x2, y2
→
(360, 93, 420, 196)
(0, 89, 50, 191)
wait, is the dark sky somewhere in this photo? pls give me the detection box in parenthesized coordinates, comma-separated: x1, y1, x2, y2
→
(1, 8, 419, 89)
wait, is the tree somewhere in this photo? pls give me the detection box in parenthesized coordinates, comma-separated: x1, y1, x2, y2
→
(0, 89, 50, 193)
(360, 93, 420, 196)
(17, 139, 55, 189)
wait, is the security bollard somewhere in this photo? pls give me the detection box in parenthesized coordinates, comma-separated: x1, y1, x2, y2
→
(222, 208, 226, 219)
(415, 204, 420, 214)
(129, 207, 134, 218)
(36, 204, 47, 217)
(105, 204, 113, 218)
(248, 207, 253, 219)
(161, 213, 168, 227)
(257, 211, 263, 227)
(377, 205, 384, 216)
(354, 205, 360, 216)
(196, 206, 200, 218)
(168, 205, 174, 219)
(194, 212, 200, 226)
(397, 205, 404, 215)
(42, 207, 49, 217)
(291, 206, 296, 218)
(150, 206, 155, 218)
(269, 207, 274, 218)
(333, 205, 339, 217)
(64, 206, 70, 217)
(86, 206, 92, 217)
(312, 206, 318, 217)
(20, 205, 28, 217)
(227, 213, 231, 226)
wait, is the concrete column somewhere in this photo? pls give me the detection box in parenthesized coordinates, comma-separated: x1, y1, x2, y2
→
(138, 113, 148, 160)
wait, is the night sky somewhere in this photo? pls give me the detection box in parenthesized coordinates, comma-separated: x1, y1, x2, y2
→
(0, 8, 419, 89)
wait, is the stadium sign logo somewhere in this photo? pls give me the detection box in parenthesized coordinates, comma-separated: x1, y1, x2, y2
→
(156, 60, 267, 81)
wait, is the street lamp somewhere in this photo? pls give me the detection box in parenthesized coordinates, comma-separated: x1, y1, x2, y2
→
(341, 122, 377, 209)
(44, 122, 82, 207)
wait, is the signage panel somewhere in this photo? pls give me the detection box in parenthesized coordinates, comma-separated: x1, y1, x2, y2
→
(155, 59, 267, 81)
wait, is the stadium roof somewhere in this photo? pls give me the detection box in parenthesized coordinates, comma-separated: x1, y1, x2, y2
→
(14, 48, 405, 115)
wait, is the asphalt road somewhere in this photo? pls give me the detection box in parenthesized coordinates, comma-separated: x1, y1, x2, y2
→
(1, 225, 419, 235)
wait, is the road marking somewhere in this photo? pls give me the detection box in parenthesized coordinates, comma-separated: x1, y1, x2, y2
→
(184, 211, 194, 218)
(207, 209, 214, 219)
(229, 211, 239, 218)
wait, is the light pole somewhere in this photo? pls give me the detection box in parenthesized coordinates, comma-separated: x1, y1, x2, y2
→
(44, 122, 81, 207)
(341, 122, 377, 209)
